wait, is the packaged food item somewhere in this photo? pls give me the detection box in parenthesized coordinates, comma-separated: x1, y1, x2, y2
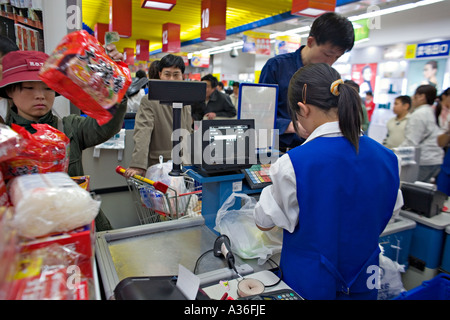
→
(9, 172, 100, 238)
(8, 244, 90, 300)
(1, 124, 69, 180)
(39, 30, 132, 125)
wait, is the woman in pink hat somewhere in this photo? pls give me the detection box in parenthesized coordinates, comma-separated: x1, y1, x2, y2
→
(0, 45, 125, 231)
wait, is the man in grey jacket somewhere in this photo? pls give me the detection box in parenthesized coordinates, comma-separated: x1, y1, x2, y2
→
(125, 54, 192, 178)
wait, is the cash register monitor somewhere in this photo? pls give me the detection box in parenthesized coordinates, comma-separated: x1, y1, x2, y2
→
(237, 83, 278, 154)
(192, 119, 255, 175)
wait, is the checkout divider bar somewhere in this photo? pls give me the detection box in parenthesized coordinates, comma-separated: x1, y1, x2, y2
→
(102, 216, 205, 242)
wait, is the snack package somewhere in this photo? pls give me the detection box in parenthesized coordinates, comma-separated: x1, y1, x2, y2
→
(1, 124, 69, 180)
(8, 172, 101, 238)
(39, 30, 132, 125)
(8, 244, 90, 300)
(0, 124, 23, 163)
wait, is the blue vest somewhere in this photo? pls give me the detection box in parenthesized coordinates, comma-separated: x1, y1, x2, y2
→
(284, 136, 399, 300)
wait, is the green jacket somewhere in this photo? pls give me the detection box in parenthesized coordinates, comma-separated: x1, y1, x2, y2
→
(6, 99, 127, 177)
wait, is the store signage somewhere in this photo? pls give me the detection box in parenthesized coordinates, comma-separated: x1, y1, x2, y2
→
(136, 39, 150, 61)
(291, 0, 336, 17)
(190, 53, 210, 68)
(416, 40, 450, 58)
(353, 19, 370, 42)
(274, 35, 301, 55)
(200, 0, 226, 41)
(162, 23, 180, 53)
(94, 23, 109, 45)
(242, 31, 271, 55)
(123, 47, 134, 65)
(109, 0, 132, 38)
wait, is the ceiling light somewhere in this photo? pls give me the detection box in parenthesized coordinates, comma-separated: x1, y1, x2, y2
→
(291, 0, 336, 18)
(348, 0, 444, 21)
(141, 0, 176, 11)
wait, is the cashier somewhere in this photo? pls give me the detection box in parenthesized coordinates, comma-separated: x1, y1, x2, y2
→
(253, 63, 404, 300)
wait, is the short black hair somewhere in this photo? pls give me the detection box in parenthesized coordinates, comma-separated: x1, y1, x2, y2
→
(309, 12, 355, 53)
(201, 74, 218, 88)
(415, 85, 437, 105)
(135, 69, 147, 79)
(395, 95, 412, 108)
(158, 54, 185, 74)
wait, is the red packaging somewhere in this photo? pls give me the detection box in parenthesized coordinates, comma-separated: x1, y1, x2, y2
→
(39, 30, 132, 125)
(0, 124, 23, 163)
(19, 222, 95, 279)
(1, 124, 69, 180)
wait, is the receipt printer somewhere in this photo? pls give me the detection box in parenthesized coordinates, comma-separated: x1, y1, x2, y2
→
(401, 182, 448, 218)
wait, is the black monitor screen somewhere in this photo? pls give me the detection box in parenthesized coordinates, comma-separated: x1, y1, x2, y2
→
(192, 119, 255, 175)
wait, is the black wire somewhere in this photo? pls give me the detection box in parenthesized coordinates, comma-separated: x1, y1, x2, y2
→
(193, 249, 214, 274)
(264, 258, 283, 287)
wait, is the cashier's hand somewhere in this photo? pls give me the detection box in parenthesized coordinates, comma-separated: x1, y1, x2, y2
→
(124, 167, 146, 178)
(204, 112, 216, 120)
(105, 44, 124, 62)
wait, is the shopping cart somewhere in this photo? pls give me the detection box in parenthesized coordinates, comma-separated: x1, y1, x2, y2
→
(116, 166, 202, 225)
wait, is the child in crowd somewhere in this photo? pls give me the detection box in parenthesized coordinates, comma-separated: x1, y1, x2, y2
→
(383, 95, 411, 149)
(253, 63, 403, 300)
(0, 48, 126, 231)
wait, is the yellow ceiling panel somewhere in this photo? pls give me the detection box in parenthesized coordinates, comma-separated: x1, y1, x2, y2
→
(82, 0, 293, 53)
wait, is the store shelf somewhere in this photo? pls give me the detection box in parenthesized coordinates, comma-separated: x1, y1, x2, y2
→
(0, 5, 43, 30)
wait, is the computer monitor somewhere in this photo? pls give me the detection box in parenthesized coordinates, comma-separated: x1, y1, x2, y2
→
(237, 83, 278, 154)
(191, 119, 255, 175)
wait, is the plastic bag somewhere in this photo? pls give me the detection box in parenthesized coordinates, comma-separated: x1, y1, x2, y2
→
(214, 193, 283, 264)
(1, 124, 69, 180)
(377, 249, 406, 300)
(8, 172, 100, 239)
(0, 124, 23, 163)
(143, 158, 191, 217)
(39, 30, 132, 125)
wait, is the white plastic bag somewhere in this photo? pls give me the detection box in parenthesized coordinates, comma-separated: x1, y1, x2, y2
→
(144, 157, 190, 216)
(377, 249, 406, 300)
(214, 193, 283, 264)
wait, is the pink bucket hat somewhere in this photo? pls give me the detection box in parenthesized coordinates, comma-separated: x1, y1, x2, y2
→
(0, 50, 57, 98)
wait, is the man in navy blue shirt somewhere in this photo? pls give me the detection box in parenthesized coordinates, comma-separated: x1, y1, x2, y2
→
(259, 12, 355, 152)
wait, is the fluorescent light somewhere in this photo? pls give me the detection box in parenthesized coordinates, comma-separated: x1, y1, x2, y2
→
(141, 0, 176, 11)
(348, 0, 444, 21)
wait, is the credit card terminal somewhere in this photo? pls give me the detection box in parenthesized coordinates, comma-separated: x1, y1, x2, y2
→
(238, 289, 303, 300)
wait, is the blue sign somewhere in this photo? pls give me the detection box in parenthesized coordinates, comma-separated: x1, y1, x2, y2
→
(416, 40, 450, 58)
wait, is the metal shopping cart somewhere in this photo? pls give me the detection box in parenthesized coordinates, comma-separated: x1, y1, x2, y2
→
(116, 166, 202, 225)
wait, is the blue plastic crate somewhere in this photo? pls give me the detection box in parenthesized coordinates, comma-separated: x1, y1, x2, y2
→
(123, 119, 135, 129)
(400, 210, 450, 269)
(394, 273, 450, 300)
(379, 216, 416, 267)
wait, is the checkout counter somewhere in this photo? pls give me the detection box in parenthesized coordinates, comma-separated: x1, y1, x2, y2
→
(95, 216, 292, 300)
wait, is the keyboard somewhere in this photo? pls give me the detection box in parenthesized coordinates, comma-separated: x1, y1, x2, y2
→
(242, 164, 272, 190)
